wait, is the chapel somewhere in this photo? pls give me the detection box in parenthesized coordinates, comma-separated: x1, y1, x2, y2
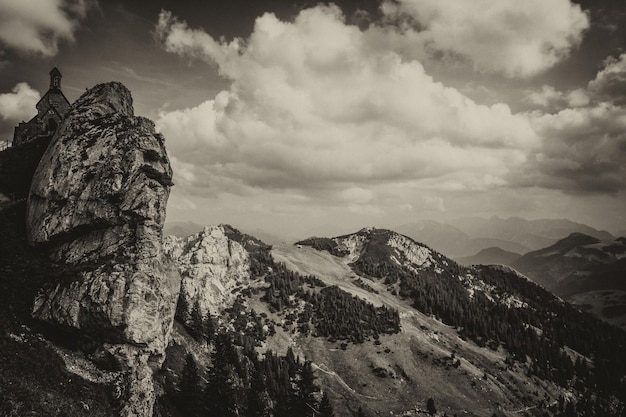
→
(12, 67, 71, 147)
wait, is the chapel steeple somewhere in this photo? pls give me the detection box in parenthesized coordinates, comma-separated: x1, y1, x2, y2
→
(50, 67, 62, 90)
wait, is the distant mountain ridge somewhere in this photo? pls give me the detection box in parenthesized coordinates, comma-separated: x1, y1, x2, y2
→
(513, 232, 625, 290)
(512, 232, 626, 329)
(458, 246, 522, 266)
(394, 217, 614, 258)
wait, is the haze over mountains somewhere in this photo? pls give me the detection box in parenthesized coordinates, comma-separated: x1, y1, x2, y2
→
(166, 216, 617, 260)
(395, 217, 615, 259)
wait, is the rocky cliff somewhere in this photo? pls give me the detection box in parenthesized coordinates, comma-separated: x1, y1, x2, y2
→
(164, 225, 251, 317)
(26, 82, 180, 417)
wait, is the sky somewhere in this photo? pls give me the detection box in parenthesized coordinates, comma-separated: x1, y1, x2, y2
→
(0, 0, 625, 238)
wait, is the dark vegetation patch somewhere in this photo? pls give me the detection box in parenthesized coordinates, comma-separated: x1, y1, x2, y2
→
(221, 224, 274, 276)
(0, 135, 51, 198)
(603, 304, 626, 319)
(0, 202, 117, 416)
(0, 202, 59, 330)
(156, 330, 335, 417)
(296, 236, 349, 257)
(143, 148, 165, 163)
(262, 261, 400, 343)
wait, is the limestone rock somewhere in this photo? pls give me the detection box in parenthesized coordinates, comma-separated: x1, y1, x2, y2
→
(26, 82, 180, 417)
(164, 225, 251, 316)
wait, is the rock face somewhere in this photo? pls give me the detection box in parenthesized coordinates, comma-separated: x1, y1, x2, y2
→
(26, 82, 180, 417)
(164, 225, 251, 316)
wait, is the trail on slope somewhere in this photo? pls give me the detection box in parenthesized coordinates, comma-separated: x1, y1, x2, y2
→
(312, 362, 380, 400)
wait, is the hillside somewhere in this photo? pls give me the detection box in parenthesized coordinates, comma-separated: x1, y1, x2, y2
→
(458, 247, 522, 266)
(284, 228, 625, 416)
(513, 233, 626, 329)
(155, 225, 626, 416)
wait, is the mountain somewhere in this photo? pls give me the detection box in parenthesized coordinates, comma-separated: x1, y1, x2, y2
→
(395, 217, 615, 260)
(450, 216, 614, 252)
(513, 233, 626, 329)
(458, 246, 522, 266)
(394, 220, 528, 258)
(282, 228, 624, 415)
(158, 225, 626, 416)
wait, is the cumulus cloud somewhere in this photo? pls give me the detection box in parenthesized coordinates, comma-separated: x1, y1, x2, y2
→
(589, 53, 626, 105)
(520, 104, 626, 193)
(0, 0, 95, 56)
(525, 85, 589, 110)
(0, 83, 40, 122)
(516, 54, 626, 194)
(155, 6, 537, 203)
(381, 0, 589, 77)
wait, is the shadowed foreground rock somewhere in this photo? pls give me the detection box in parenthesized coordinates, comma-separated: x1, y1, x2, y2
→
(26, 82, 181, 417)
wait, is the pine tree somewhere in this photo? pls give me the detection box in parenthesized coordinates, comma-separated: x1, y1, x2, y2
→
(318, 391, 335, 417)
(427, 397, 437, 415)
(206, 333, 239, 417)
(189, 299, 204, 339)
(355, 406, 367, 417)
(246, 366, 272, 417)
(293, 361, 319, 417)
(205, 313, 216, 343)
(179, 353, 203, 416)
(175, 292, 190, 324)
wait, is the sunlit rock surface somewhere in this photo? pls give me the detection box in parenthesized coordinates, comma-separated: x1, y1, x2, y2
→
(26, 82, 180, 417)
(164, 225, 251, 316)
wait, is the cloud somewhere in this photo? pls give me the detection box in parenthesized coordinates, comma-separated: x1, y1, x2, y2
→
(589, 53, 626, 105)
(516, 54, 626, 194)
(155, 6, 537, 204)
(0, 0, 95, 56)
(525, 85, 589, 110)
(520, 103, 626, 194)
(0, 82, 40, 122)
(381, 0, 589, 77)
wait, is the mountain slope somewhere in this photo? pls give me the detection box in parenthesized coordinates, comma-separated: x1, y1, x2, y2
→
(513, 233, 626, 328)
(290, 228, 626, 416)
(458, 247, 522, 266)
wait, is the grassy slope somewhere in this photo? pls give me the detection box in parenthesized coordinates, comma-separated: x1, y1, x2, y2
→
(270, 244, 564, 417)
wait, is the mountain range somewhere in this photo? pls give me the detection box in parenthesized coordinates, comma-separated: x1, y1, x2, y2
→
(459, 232, 626, 330)
(394, 218, 615, 259)
(155, 225, 626, 416)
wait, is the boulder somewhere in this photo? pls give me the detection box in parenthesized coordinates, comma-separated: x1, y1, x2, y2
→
(26, 82, 180, 417)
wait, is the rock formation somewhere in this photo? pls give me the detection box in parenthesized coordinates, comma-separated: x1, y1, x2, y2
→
(26, 82, 180, 417)
(164, 225, 251, 317)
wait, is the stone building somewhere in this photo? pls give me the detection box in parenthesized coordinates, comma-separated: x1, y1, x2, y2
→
(12, 67, 71, 147)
